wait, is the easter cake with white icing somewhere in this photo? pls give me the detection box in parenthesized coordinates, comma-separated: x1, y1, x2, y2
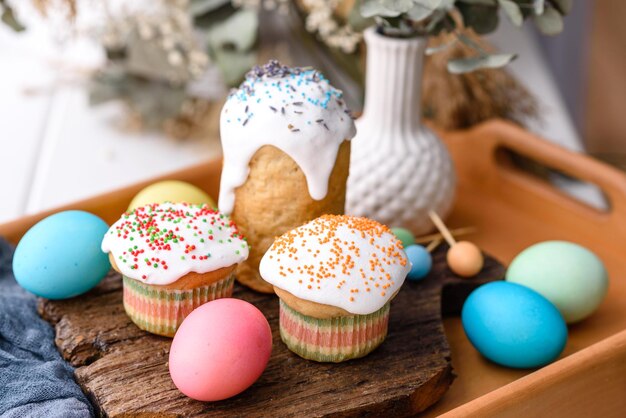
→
(101, 202, 249, 337)
(219, 60, 356, 293)
(260, 214, 410, 362)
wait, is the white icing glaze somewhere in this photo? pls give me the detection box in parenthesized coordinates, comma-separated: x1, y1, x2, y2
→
(218, 61, 356, 214)
(101, 202, 249, 285)
(259, 215, 410, 315)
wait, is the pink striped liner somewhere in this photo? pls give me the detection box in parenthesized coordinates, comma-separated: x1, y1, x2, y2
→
(279, 299, 390, 362)
(122, 274, 234, 337)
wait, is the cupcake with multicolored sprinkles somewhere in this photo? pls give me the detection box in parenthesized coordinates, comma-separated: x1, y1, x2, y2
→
(101, 202, 249, 337)
(259, 214, 410, 362)
(219, 60, 356, 294)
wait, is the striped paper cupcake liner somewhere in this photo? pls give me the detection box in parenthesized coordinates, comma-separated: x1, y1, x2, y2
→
(279, 299, 390, 362)
(123, 274, 234, 337)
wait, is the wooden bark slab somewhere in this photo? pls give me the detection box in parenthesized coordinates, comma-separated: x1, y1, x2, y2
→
(38, 245, 505, 417)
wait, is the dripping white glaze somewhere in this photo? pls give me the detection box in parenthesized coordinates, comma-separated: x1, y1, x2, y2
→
(218, 61, 356, 214)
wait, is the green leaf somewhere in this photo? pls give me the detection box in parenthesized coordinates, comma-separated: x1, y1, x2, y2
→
(349, 0, 376, 31)
(425, 38, 457, 55)
(212, 49, 256, 87)
(550, 0, 572, 15)
(382, 0, 414, 13)
(89, 70, 126, 106)
(361, 0, 404, 18)
(206, 9, 258, 52)
(457, 2, 499, 34)
(447, 53, 517, 73)
(533, 6, 563, 35)
(189, 0, 230, 17)
(206, 9, 258, 86)
(499, 0, 522, 26)
(407, 0, 443, 21)
(1, 6, 25, 32)
(438, 0, 456, 7)
(124, 31, 191, 82)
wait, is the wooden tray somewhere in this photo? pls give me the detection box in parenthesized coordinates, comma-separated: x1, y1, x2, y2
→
(2, 120, 626, 416)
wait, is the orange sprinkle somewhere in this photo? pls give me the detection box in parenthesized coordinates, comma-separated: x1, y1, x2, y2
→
(267, 214, 407, 305)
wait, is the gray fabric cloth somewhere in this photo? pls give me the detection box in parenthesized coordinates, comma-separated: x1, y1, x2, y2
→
(0, 238, 93, 418)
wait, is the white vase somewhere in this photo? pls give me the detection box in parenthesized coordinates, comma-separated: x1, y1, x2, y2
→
(346, 28, 456, 235)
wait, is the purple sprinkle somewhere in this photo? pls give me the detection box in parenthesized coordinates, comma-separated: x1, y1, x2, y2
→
(323, 123, 329, 130)
(243, 118, 249, 126)
(245, 60, 308, 80)
(293, 102, 303, 106)
(289, 85, 296, 92)
(245, 105, 249, 113)
(294, 111, 303, 115)
(292, 129, 300, 132)
(315, 119, 324, 123)
(281, 107, 285, 115)
(269, 106, 277, 112)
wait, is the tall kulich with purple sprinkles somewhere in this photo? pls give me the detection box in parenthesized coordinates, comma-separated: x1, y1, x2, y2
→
(101, 202, 249, 337)
(218, 60, 356, 293)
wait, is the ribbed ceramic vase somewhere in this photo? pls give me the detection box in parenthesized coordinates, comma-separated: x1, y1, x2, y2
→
(346, 28, 456, 235)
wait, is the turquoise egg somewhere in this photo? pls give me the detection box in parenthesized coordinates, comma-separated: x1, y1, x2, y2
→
(391, 227, 415, 248)
(13, 211, 111, 299)
(506, 241, 608, 323)
(462, 281, 567, 369)
(405, 245, 432, 281)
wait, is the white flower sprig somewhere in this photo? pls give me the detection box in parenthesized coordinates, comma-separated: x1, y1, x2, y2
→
(302, 0, 362, 54)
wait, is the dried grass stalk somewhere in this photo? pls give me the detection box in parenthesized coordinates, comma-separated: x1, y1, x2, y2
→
(422, 29, 538, 130)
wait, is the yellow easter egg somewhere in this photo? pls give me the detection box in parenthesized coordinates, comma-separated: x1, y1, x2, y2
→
(128, 181, 216, 211)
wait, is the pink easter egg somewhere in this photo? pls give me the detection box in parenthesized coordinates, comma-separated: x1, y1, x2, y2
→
(169, 298, 272, 401)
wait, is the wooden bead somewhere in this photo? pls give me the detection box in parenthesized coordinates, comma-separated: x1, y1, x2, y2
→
(447, 241, 484, 278)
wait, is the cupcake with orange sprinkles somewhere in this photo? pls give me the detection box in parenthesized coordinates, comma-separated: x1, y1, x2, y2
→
(101, 202, 249, 337)
(259, 214, 410, 362)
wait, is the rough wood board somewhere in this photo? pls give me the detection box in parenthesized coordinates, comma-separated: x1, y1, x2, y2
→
(39, 246, 505, 417)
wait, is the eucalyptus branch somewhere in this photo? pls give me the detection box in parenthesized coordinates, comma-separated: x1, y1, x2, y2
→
(357, 0, 570, 72)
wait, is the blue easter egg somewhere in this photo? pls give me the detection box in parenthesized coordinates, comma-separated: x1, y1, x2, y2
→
(13, 211, 111, 299)
(462, 281, 567, 368)
(405, 245, 432, 281)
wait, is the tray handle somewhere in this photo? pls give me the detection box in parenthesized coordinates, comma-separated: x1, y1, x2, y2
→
(473, 120, 626, 219)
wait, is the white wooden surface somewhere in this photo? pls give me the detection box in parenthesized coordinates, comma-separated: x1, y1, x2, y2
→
(0, 6, 589, 225)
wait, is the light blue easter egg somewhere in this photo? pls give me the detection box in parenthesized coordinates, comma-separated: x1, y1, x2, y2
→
(13, 211, 111, 299)
(391, 227, 415, 249)
(405, 245, 432, 281)
(506, 241, 608, 323)
(462, 281, 567, 369)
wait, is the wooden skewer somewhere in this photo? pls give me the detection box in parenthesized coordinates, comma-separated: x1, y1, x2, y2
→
(428, 211, 456, 246)
(428, 211, 484, 278)
(425, 238, 443, 253)
(414, 226, 477, 245)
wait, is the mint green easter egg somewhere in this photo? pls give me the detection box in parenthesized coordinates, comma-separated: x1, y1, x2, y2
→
(506, 241, 608, 323)
(391, 227, 415, 249)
